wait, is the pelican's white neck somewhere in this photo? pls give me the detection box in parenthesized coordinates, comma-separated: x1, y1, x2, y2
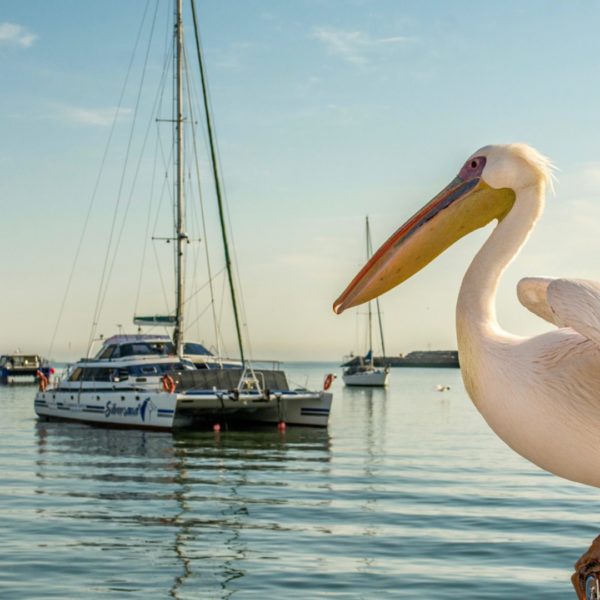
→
(457, 183, 545, 337)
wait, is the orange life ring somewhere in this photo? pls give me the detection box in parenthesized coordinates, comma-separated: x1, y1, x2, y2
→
(162, 374, 175, 394)
(36, 370, 48, 392)
(323, 373, 335, 391)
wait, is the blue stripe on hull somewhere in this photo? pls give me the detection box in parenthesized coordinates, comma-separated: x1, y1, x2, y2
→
(301, 408, 330, 416)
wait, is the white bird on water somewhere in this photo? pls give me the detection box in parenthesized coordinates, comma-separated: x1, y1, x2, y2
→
(334, 143, 600, 488)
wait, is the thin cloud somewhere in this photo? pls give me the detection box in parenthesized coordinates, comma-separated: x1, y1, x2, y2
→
(59, 105, 132, 127)
(214, 41, 256, 71)
(312, 27, 410, 66)
(0, 22, 36, 48)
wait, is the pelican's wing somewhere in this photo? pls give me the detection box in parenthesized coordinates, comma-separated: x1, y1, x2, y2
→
(517, 277, 562, 326)
(546, 278, 600, 347)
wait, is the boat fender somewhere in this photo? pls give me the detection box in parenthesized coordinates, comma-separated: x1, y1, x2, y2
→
(323, 373, 335, 391)
(36, 370, 48, 392)
(161, 374, 176, 394)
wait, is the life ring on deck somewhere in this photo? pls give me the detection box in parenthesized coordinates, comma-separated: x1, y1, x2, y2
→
(36, 370, 48, 392)
(323, 373, 335, 391)
(162, 374, 176, 394)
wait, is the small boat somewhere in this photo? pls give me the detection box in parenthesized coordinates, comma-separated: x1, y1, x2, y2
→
(35, 0, 332, 430)
(342, 217, 389, 387)
(343, 352, 389, 387)
(1, 353, 52, 385)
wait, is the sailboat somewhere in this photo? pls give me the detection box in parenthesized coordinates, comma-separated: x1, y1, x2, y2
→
(34, 0, 333, 430)
(342, 217, 389, 387)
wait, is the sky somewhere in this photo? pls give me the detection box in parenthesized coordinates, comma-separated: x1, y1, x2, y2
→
(3, 0, 600, 362)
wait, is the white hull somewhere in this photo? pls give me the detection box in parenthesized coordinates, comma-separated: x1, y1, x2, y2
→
(343, 369, 389, 387)
(34, 388, 332, 430)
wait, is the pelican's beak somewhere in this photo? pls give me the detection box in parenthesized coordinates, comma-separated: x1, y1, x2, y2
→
(333, 176, 515, 314)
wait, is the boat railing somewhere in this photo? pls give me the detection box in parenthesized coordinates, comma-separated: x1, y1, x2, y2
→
(237, 367, 264, 393)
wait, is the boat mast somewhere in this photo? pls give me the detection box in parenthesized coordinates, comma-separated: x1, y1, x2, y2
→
(367, 217, 387, 365)
(173, 0, 186, 356)
(366, 216, 374, 367)
(189, 0, 246, 365)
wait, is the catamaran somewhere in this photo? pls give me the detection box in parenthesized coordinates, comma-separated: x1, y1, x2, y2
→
(35, 0, 332, 430)
(342, 217, 389, 387)
(1, 353, 52, 385)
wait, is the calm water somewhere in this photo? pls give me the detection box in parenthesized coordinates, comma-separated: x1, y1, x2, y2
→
(0, 364, 598, 599)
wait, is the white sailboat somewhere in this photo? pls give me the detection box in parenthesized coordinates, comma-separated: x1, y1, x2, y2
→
(34, 0, 332, 430)
(342, 217, 389, 387)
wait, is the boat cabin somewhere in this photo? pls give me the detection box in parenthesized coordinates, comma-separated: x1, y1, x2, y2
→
(93, 334, 175, 361)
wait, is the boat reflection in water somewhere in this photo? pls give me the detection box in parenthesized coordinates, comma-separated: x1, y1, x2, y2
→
(34, 420, 331, 597)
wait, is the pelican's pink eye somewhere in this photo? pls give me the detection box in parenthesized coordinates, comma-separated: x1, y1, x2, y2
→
(458, 155, 486, 180)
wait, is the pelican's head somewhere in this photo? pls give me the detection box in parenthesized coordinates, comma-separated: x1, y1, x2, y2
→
(333, 143, 553, 314)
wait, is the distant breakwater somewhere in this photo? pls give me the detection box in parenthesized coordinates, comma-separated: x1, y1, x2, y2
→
(343, 350, 459, 368)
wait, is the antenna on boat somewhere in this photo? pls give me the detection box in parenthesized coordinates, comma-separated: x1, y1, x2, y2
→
(173, 0, 187, 357)
(189, 0, 246, 365)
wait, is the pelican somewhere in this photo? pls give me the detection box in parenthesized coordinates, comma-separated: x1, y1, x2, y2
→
(334, 143, 600, 488)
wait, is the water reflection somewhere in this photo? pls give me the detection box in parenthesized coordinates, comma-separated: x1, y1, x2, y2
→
(33, 421, 331, 597)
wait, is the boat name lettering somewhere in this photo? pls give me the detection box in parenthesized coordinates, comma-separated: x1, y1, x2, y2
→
(105, 401, 141, 419)
(104, 398, 154, 422)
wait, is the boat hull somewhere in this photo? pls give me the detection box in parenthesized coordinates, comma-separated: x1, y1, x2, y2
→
(1, 366, 51, 385)
(34, 388, 332, 430)
(342, 369, 389, 387)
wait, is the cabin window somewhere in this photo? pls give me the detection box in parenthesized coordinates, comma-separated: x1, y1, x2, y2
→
(69, 367, 83, 382)
(78, 367, 114, 382)
(183, 342, 212, 356)
(119, 342, 175, 357)
(98, 345, 117, 360)
(9, 355, 39, 367)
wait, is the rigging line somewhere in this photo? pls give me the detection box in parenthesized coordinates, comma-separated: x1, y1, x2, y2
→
(149, 123, 174, 316)
(135, 34, 173, 315)
(182, 300, 214, 335)
(183, 265, 226, 305)
(183, 42, 221, 357)
(186, 170, 203, 341)
(375, 298, 386, 361)
(87, 0, 160, 351)
(181, 47, 203, 341)
(366, 219, 387, 361)
(46, 0, 153, 359)
(95, 3, 169, 331)
(221, 159, 256, 363)
(190, 0, 246, 364)
(217, 269, 228, 357)
(151, 238, 172, 313)
(366, 217, 373, 361)
(152, 132, 174, 235)
(134, 124, 160, 315)
(199, 75, 255, 363)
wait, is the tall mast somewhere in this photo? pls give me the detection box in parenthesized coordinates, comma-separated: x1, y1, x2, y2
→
(173, 0, 186, 356)
(366, 216, 373, 366)
(190, 0, 246, 364)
